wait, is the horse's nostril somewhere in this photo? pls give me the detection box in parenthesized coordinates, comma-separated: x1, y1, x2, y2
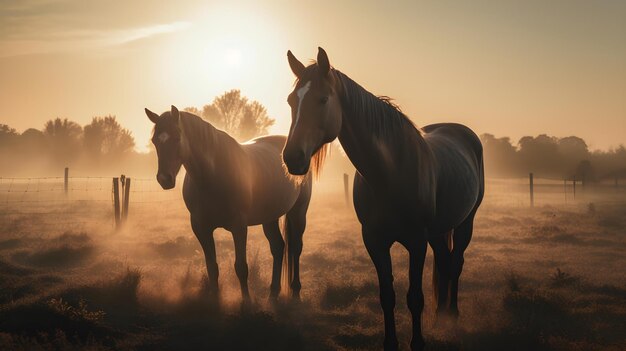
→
(157, 173, 167, 184)
(284, 148, 306, 165)
(294, 151, 305, 163)
(157, 173, 174, 188)
(283, 148, 310, 175)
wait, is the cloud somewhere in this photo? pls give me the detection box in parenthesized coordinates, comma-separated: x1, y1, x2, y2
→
(112, 22, 192, 45)
(0, 1, 193, 57)
(0, 21, 192, 58)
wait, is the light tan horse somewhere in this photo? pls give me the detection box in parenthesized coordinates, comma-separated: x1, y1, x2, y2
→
(145, 105, 319, 299)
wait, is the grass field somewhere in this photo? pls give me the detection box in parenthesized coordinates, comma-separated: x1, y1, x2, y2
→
(0, 178, 625, 350)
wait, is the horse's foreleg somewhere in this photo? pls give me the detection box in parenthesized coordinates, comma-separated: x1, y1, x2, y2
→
(286, 211, 306, 299)
(286, 185, 311, 299)
(231, 224, 250, 300)
(450, 213, 475, 317)
(262, 220, 284, 298)
(406, 239, 427, 351)
(363, 228, 398, 351)
(191, 217, 218, 294)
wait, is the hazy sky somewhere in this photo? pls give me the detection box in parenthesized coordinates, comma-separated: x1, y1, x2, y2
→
(1, 0, 624, 152)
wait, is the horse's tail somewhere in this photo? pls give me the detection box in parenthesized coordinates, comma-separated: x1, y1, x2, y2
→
(432, 253, 439, 307)
(432, 230, 453, 307)
(280, 215, 293, 296)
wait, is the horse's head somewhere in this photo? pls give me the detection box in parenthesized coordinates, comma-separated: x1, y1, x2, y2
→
(283, 47, 341, 175)
(145, 105, 183, 190)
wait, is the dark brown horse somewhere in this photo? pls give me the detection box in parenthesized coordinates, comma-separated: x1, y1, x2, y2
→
(145, 106, 316, 299)
(282, 48, 484, 350)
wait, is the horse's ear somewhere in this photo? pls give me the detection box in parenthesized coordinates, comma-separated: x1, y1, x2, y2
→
(287, 50, 305, 78)
(171, 105, 180, 122)
(145, 108, 159, 124)
(317, 47, 330, 77)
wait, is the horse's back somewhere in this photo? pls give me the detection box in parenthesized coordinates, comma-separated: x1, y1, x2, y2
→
(243, 135, 287, 149)
(242, 135, 306, 225)
(423, 123, 482, 157)
(242, 135, 288, 178)
(423, 123, 484, 233)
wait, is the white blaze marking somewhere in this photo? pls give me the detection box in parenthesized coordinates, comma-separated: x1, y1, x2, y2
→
(158, 132, 170, 143)
(293, 81, 311, 132)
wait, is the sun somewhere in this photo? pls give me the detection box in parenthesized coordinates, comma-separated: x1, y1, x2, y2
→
(222, 48, 242, 68)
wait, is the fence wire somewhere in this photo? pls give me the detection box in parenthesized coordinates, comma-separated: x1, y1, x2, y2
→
(0, 174, 624, 229)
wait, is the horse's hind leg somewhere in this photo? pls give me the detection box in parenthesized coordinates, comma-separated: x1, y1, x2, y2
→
(262, 220, 284, 298)
(449, 212, 476, 317)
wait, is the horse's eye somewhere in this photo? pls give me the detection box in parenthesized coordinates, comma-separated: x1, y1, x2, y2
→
(320, 96, 329, 104)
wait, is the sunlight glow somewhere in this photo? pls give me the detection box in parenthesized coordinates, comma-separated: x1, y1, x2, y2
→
(222, 48, 243, 68)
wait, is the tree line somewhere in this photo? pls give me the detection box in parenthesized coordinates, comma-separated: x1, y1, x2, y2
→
(0, 90, 275, 175)
(481, 133, 626, 181)
(1, 116, 135, 173)
(1, 88, 624, 181)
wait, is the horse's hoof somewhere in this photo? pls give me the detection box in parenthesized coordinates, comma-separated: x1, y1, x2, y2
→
(242, 293, 251, 302)
(291, 290, 301, 301)
(433, 312, 443, 328)
(204, 286, 220, 302)
(269, 287, 280, 299)
(240, 296, 253, 311)
(204, 282, 219, 295)
(383, 338, 399, 351)
(410, 337, 425, 351)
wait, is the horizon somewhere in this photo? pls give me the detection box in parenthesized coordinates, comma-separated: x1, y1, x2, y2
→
(1, 0, 625, 152)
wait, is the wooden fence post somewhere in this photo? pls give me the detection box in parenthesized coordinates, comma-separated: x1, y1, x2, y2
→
(529, 173, 534, 207)
(64, 167, 69, 195)
(572, 176, 576, 199)
(343, 173, 349, 206)
(123, 178, 131, 222)
(113, 177, 121, 229)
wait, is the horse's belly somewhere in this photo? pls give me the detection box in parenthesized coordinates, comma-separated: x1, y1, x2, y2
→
(246, 180, 300, 226)
(353, 170, 479, 235)
(429, 176, 480, 233)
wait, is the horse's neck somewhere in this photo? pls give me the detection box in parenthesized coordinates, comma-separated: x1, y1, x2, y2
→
(335, 75, 409, 185)
(336, 73, 436, 218)
(180, 118, 245, 185)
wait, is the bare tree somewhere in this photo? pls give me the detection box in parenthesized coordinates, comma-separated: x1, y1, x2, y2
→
(212, 89, 248, 134)
(183, 107, 200, 116)
(239, 101, 274, 141)
(188, 89, 276, 141)
(201, 104, 222, 127)
(83, 115, 135, 160)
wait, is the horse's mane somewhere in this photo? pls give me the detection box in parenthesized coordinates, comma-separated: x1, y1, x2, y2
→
(177, 111, 219, 156)
(334, 70, 422, 141)
(334, 69, 436, 217)
(309, 143, 329, 180)
(179, 111, 213, 132)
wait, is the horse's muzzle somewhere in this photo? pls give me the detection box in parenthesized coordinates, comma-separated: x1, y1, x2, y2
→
(157, 173, 175, 190)
(283, 148, 310, 175)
